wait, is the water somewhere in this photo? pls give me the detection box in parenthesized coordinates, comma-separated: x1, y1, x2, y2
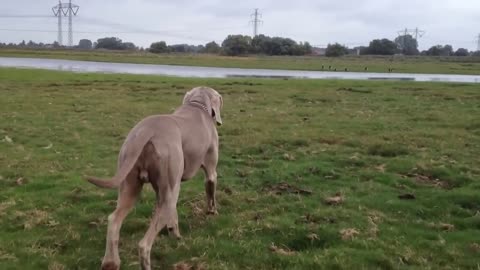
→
(1, 56, 479, 83)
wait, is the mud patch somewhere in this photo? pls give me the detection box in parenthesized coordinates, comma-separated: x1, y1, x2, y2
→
(263, 182, 313, 196)
(337, 87, 372, 94)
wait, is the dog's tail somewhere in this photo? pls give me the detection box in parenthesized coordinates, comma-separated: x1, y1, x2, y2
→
(85, 130, 153, 189)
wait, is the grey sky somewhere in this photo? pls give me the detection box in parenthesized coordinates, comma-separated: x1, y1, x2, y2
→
(1, 0, 479, 50)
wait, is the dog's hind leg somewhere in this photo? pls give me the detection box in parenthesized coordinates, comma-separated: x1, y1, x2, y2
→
(101, 171, 143, 270)
(138, 145, 183, 270)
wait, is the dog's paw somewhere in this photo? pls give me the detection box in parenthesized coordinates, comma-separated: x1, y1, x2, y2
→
(101, 261, 119, 270)
(206, 209, 219, 215)
(167, 227, 182, 239)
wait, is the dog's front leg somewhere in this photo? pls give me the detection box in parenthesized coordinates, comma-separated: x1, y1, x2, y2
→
(202, 151, 218, 215)
(205, 170, 218, 215)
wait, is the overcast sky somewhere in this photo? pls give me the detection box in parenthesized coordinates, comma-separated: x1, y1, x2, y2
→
(1, 0, 479, 51)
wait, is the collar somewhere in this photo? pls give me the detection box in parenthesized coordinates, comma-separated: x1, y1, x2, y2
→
(188, 100, 210, 114)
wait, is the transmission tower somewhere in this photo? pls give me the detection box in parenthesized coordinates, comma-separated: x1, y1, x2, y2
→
(477, 34, 480, 51)
(397, 27, 425, 52)
(250, 8, 263, 37)
(397, 27, 425, 41)
(52, 1, 63, 45)
(52, 0, 79, 46)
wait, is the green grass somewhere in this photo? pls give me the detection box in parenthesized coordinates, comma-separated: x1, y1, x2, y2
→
(1, 48, 480, 75)
(0, 68, 479, 269)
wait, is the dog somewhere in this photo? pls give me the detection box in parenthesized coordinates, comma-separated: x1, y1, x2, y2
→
(86, 86, 223, 270)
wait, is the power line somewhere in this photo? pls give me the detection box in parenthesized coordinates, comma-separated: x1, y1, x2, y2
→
(0, 28, 217, 43)
(0, 25, 247, 35)
(250, 8, 262, 37)
(0, 14, 54, 18)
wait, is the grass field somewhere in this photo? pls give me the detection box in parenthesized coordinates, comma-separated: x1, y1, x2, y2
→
(1, 48, 480, 75)
(0, 68, 479, 269)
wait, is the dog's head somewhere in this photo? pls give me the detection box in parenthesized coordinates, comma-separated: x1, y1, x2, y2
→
(183, 87, 223, 126)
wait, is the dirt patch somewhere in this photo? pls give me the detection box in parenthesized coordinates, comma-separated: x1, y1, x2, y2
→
(298, 213, 336, 225)
(393, 87, 426, 91)
(0, 248, 17, 261)
(402, 173, 451, 189)
(0, 199, 16, 217)
(398, 193, 416, 200)
(220, 186, 233, 195)
(282, 153, 296, 161)
(269, 243, 296, 256)
(470, 243, 480, 253)
(48, 261, 66, 270)
(173, 259, 206, 270)
(17, 209, 57, 230)
(427, 222, 455, 232)
(439, 223, 455, 231)
(222, 81, 262, 86)
(368, 144, 408, 157)
(337, 87, 372, 94)
(324, 193, 344, 205)
(340, 228, 360, 240)
(263, 182, 313, 196)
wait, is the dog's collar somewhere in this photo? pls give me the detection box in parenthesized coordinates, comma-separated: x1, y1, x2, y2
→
(188, 101, 210, 114)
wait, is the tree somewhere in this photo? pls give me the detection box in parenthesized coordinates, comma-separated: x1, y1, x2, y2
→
(454, 48, 469, 57)
(122, 42, 136, 50)
(221, 35, 252, 56)
(78, 39, 93, 50)
(394, 35, 419, 55)
(205, 41, 221, 54)
(27, 40, 37, 47)
(362, 39, 398, 55)
(426, 45, 454, 56)
(325, 43, 348, 57)
(95, 37, 125, 50)
(301, 42, 313, 55)
(149, 41, 169, 53)
(425, 46, 441, 56)
(442, 45, 453, 56)
(168, 44, 187, 53)
(251, 34, 271, 54)
(472, 51, 480, 57)
(250, 35, 312, 56)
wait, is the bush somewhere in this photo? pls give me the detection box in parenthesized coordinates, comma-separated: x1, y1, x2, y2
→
(325, 43, 348, 57)
(149, 41, 169, 53)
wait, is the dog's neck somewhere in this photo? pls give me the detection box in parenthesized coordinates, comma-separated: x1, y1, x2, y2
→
(188, 100, 210, 115)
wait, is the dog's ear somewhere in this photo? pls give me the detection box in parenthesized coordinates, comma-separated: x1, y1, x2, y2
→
(182, 90, 193, 104)
(211, 94, 223, 126)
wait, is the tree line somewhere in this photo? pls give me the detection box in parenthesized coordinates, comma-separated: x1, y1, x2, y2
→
(326, 35, 479, 57)
(150, 35, 312, 56)
(0, 35, 312, 56)
(1, 34, 479, 57)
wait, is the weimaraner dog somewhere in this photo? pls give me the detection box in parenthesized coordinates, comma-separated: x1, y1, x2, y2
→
(86, 87, 223, 270)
